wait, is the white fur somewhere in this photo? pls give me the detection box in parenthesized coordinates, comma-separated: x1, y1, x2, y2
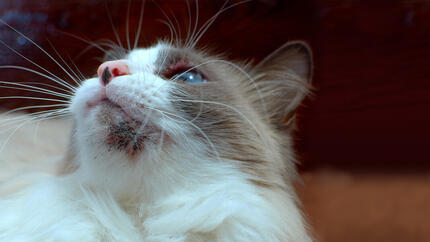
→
(0, 43, 311, 241)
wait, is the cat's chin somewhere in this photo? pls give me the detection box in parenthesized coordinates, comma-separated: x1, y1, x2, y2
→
(95, 100, 165, 156)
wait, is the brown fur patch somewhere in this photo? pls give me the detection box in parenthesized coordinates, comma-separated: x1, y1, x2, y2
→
(156, 42, 312, 189)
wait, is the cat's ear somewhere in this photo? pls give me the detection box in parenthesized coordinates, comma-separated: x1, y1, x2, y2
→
(252, 41, 313, 127)
(257, 41, 313, 83)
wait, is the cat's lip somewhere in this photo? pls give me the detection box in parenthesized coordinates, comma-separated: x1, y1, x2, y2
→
(90, 98, 138, 123)
(85, 88, 137, 121)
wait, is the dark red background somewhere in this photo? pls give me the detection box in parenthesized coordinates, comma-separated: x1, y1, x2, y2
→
(1, 0, 428, 171)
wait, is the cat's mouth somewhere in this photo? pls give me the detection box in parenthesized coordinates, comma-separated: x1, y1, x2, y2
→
(85, 85, 152, 123)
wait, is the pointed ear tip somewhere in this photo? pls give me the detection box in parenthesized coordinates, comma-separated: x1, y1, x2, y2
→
(297, 41, 313, 82)
(256, 40, 314, 83)
(292, 39, 311, 48)
(284, 40, 313, 83)
(277, 40, 312, 55)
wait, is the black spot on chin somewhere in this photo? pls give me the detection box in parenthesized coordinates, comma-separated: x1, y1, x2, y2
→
(107, 122, 147, 153)
(108, 122, 134, 149)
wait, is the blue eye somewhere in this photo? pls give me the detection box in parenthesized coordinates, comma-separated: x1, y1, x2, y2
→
(175, 71, 206, 84)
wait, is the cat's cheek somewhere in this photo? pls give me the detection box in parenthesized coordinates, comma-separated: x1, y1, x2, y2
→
(70, 78, 103, 118)
(85, 87, 107, 111)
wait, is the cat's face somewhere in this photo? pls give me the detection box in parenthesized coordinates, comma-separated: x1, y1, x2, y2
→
(69, 41, 311, 188)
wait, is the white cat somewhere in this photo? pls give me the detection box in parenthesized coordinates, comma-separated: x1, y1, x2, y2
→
(0, 40, 312, 241)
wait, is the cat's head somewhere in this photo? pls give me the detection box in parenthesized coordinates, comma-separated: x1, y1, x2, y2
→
(69, 41, 312, 194)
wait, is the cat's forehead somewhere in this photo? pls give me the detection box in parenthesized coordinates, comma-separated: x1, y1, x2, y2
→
(126, 44, 166, 70)
(126, 43, 201, 71)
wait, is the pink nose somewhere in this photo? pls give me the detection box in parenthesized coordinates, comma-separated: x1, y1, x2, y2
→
(97, 60, 130, 85)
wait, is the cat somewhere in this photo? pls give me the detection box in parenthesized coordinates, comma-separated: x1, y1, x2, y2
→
(0, 23, 313, 242)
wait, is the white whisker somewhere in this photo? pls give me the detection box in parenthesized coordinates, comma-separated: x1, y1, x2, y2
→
(66, 55, 86, 82)
(190, 0, 251, 48)
(170, 98, 268, 149)
(169, 9, 182, 45)
(0, 108, 68, 129)
(5, 81, 73, 94)
(146, 106, 221, 162)
(0, 20, 83, 87)
(184, 0, 193, 47)
(0, 40, 77, 91)
(154, 1, 179, 44)
(97, 40, 128, 59)
(0, 109, 68, 154)
(0, 96, 70, 103)
(0, 81, 72, 99)
(0, 107, 69, 124)
(104, 2, 124, 50)
(46, 40, 83, 86)
(186, 0, 200, 48)
(0, 65, 76, 92)
(133, 0, 147, 49)
(156, 47, 170, 76)
(126, 0, 132, 51)
(59, 31, 113, 60)
(0, 81, 71, 99)
(159, 20, 175, 45)
(189, 0, 229, 48)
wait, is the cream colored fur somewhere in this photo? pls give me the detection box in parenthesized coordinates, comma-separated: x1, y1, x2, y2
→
(0, 114, 70, 195)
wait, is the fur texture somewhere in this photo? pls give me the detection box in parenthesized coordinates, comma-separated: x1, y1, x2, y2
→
(0, 41, 312, 241)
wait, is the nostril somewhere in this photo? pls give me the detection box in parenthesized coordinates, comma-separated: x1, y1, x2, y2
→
(101, 67, 112, 85)
(112, 68, 127, 77)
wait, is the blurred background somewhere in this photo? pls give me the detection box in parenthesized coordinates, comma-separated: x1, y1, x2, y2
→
(0, 0, 429, 241)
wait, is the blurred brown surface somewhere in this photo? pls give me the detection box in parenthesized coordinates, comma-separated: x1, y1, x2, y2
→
(1, 1, 429, 241)
(297, 169, 430, 242)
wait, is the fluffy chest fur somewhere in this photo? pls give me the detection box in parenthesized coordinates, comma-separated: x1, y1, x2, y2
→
(0, 40, 312, 241)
